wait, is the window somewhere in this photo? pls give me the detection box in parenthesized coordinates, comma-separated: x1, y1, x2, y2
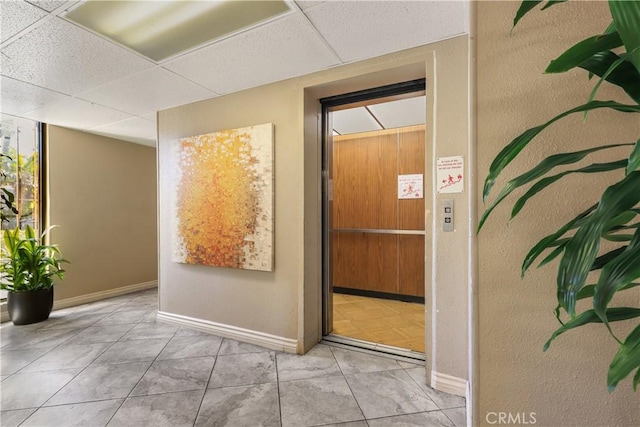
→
(0, 115, 43, 300)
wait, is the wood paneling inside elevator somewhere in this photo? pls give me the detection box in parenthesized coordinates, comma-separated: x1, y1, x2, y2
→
(331, 125, 425, 298)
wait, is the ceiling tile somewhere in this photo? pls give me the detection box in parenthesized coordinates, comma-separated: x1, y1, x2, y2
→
(295, 1, 325, 10)
(1, 17, 154, 95)
(332, 107, 382, 135)
(1, 77, 68, 115)
(368, 96, 426, 129)
(142, 112, 157, 123)
(164, 12, 339, 94)
(1, 0, 48, 42)
(304, 0, 468, 62)
(26, 1, 74, 13)
(89, 117, 157, 146)
(23, 97, 133, 129)
(76, 67, 216, 116)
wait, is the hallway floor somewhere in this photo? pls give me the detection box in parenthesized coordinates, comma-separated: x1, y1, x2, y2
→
(0, 289, 465, 427)
(332, 293, 425, 353)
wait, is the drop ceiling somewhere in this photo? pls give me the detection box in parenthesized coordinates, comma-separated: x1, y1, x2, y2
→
(331, 95, 427, 135)
(0, 0, 468, 147)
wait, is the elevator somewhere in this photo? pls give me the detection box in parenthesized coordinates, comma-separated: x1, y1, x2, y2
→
(321, 80, 427, 359)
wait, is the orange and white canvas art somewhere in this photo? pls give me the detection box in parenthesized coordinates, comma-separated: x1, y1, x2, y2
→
(171, 123, 274, 271)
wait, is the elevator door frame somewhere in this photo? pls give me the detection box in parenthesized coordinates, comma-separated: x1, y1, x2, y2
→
(320, 79, 427, 346)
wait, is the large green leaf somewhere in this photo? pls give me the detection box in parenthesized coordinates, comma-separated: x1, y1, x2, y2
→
(544, 307, 640, 351)
(594, 226, 640, 328)
(541, 0, 567, 11)
(557, 172, 640, 317)
(535, 210, 635, 269)
(513, 1, 543, 28)
(580, 52, 640, 104)
(587, 49, 640, 109)
(603, 210, 639, 231)
(478, 145, 629, 231)
(609, 0, 640, 73)
(513, 0, 568, 28)
(577, 282, 640, 300)
(482, 101, 640, 202)
(511, 159, 628, 218)
(537, 242, 567, 268)
(546, 32, 623, 73)
(521, 204, 597, 276)
(608, 323, 640, 391)
(627, 140, 640, 174)
(591, 246, 628, 271)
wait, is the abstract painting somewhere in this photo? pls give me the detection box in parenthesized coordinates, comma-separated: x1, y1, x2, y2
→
(171, 123, 274, 271)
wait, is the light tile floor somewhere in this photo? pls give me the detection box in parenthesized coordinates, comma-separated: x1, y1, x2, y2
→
(0, 289, 466, 427)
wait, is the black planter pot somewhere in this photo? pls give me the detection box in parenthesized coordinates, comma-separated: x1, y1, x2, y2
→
(7, 288, 54, 325)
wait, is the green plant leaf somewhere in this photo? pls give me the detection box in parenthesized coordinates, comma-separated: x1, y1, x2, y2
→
(580, 51, 640, 104)
(513, 0, 568, 28)
(609, 0, 640, 74)
(604, 21, 617, 35)
(537, 242, 566, 268)
(479, 145, 629, 231)
(513, 1, 543, 29)
(608, 323, 640, 391)
(591, 246, 628, 271)
(634, 368, 640, 391)
(603, 210, 639, 231)
(541, 0, 567, 11)
(602, 233, 634, 242)
(558, 172, 640, 317)
(587, 48, 640, 111)
(577, 282, 640, 300)
(544, 307, 640, 351)
(594, 226, 640, 329)
(482, 101, 640, 202)
(536, 211, 636, 269)
(546, 32, 623, 73)
(627, 140, 640, 174)
(511, 159, 628, 218)
(522, 204, 598, 277)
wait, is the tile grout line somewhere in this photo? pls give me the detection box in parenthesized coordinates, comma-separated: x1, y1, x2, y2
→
(191, 336, 224, 427)
(274, 348, 284, 427)
(326, 345, 367, 424)
(103, 311, 179, 427)
(5, 296, 146, 425)
(16, 317, 120, 420)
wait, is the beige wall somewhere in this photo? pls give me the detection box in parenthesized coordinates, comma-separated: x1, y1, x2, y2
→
(158, 35, 471, 389)
(477, 2, 639, 425)
(47, 126, 158, 302)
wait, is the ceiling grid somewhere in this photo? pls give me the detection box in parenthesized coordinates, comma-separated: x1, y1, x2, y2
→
(0, 0, 468, 146)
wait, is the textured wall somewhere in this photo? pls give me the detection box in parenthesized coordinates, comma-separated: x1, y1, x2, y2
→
(477, 2, 640, 425)
(159, 35, 471, 388)
(47, 126, 158, 301)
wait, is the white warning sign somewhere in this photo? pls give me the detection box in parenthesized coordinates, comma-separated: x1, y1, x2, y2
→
(437, 156, 464, 193)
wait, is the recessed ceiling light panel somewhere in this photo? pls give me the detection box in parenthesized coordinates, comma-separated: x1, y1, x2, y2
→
(65, 0, 292, 62)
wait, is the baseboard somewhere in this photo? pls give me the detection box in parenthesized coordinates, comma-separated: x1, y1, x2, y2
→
(53, 281, 158, 311)
(430, 370, 468, 397)
(0, 281, 158, 323)
(157, 310, 298, 354)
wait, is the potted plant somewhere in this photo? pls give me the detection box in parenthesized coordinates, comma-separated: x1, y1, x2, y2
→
(0, 225, 68, 325)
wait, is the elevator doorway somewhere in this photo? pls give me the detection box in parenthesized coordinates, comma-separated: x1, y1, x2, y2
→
(321, 80, 427, 359)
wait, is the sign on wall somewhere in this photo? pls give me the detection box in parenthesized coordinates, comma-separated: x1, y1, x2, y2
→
(398, 174, 424, 199)
(437, 156, 464, 193)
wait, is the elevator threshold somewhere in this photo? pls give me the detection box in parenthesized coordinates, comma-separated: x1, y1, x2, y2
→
(321, 334, 426, 364)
